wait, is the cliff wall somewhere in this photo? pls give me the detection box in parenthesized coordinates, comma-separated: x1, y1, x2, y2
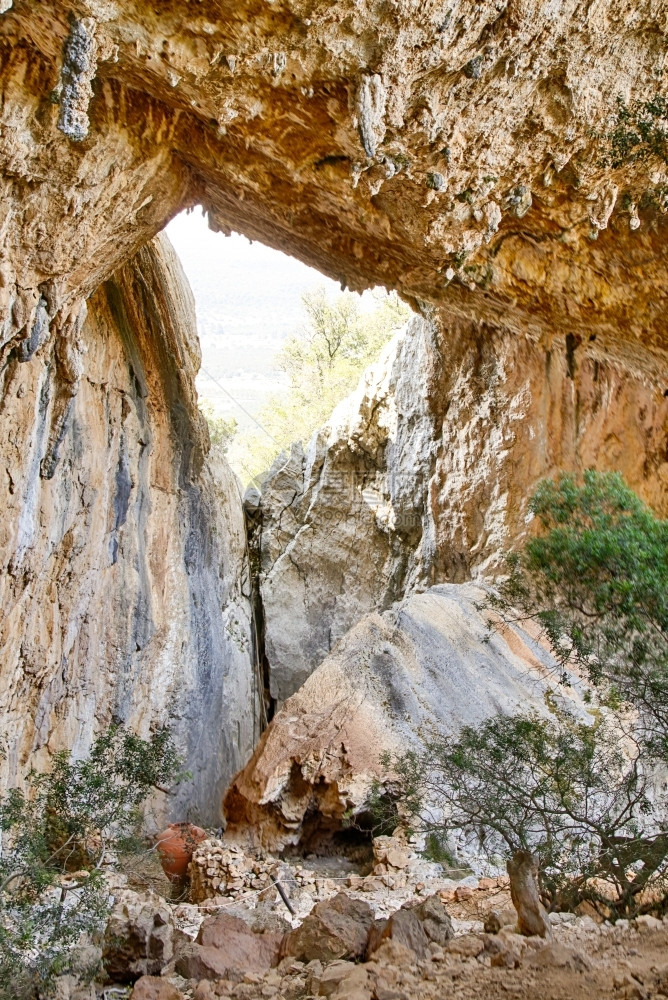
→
(0, 234, 258, 824)
(256, 311, 668, 701)
(1, 0, 668, 810)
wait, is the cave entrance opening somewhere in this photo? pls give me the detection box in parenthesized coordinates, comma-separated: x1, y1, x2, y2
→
(166, 207, 410, 491)
(284, 805, 401, 868)
(275, 766, 401, 866)
(164, 209, 413, 837)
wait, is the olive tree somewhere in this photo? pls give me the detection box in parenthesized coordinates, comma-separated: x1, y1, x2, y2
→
(0, 725, 183, 997)
(386, 472, 668, 920)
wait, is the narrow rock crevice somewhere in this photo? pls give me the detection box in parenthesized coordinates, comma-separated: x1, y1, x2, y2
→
(244, 489, 276, 727)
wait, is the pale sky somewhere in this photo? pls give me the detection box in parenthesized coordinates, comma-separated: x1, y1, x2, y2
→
(166, 209, 341, 429)
(167, 209, 341, 342)
(166, 209, 386, 434)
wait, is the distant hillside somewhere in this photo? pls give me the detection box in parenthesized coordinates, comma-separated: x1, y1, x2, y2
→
(167, 211, 339, 433)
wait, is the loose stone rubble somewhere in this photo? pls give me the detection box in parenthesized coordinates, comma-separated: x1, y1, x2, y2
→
(187, 834, 499, 928)
(69, 832, 668, 1000)
(122, 850, 668, 1000)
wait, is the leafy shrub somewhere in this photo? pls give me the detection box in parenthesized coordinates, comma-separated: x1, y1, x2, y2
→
(199, 399, 238, 454)
(488, 471, 668, 760)
(342, 777, 402, 840)
(391, 703, 667, 919)
(385, 472, 668, 919)
(423, 831, 466, 873)
(0, 726, 183, 998)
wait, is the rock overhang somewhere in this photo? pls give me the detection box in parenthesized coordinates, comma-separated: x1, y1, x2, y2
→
(2, 0, 668, 363)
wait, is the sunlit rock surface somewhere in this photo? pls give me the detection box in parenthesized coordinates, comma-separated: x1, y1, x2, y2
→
(256, 315, 668, 700)
(0, 235, 258, 824)
(3, 2, 668, 353)
(223, 583, 586, 852)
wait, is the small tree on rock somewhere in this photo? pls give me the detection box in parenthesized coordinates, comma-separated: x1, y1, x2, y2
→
(385, 472, 668, 922)
(0, 725, 183, 998)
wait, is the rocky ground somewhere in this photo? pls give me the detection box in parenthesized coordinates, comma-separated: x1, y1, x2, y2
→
(97, 834, 668, 1000)
(169, 921, 668, 1000)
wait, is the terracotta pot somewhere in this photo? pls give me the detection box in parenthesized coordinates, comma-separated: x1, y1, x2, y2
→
(156, 822, 207, 882)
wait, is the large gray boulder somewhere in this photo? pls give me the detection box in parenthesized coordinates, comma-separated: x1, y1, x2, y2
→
(252, 317, 440, 704)
(224, 583, 585, 851)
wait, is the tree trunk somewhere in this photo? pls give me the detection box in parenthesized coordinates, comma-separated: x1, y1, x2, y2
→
(507, 850, 552, 938)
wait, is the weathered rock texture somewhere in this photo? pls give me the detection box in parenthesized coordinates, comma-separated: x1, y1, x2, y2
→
(281, 893, 375, 962)
(175, 912, 283, 982)
(1, 1, 668, 807)
(255, 316, 668, 700)
(4, 1, 668, 353)
(103, 889, 175, 982)
(223, 583, 586, 851)
(0, 234, 258, 824)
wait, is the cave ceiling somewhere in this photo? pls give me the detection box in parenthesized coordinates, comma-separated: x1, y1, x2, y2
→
(1, 0, 668, 372)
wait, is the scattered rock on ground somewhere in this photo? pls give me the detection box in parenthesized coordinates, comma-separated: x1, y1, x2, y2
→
(174, 944, 231, 981)
(130, 977, 185, 1000)
(412, 893, 455, 945)
(174, 911, 282, 981)
(184, 833, 513, 936)
(447, 931, 486, 958)
(524, 940, 592, 972)
(484, 906, 517, 934)
(486, 933, 522, 969)
(367, 906, 430, 959)
(102, 890, 175, 982)
(282, 893, 375, 962)
(327, 964, 371, 1000)
(97, 855, 668, 1000)
(188, 917, 668, 1000)
(313, 959, 358, 997)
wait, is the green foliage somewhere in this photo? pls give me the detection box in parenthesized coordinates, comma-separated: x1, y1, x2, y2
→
(199, 399, 238, 454)
(386, 472, 668, 919)
(390, 703, 668, 918)
(228, 287, 409, 484)
(488, 470, 668, 760)
(423, 832, 465, 873)
(0, 726, 183, 998)
(601, 94, 668, 168)
(341, 778, 401, 838)
(366, 779, 402, 837)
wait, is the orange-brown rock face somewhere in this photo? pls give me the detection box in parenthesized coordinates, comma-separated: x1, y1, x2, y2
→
(0, 234, 258, 824)
(255, 313, 668, 701)
(0, 0, 667, 814)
